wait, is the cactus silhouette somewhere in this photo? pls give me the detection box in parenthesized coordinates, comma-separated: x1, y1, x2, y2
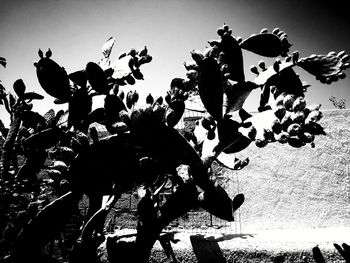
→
(0, 25, 348, 263)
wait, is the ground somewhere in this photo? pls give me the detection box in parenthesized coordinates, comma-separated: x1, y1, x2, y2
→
(110, 226, 350, 262)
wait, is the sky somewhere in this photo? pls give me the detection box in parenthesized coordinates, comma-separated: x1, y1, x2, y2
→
(1, 0, 349, 127)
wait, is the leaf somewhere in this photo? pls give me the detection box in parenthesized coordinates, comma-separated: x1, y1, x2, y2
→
(0, 83, 5, 93)
(199, 184, 237, 221)
(13, 79, 26, 98)
(298, 52, 350, 84)
(102, 37, 115, 58)
(253, 60, 294, 86)
(56, 110, 69, 126)
(69, 70, 87, 88)
(312, 246, 326, 263)
(9, 93, 16, 109)
(198, 57, 223, 121)
(81, 107, 106, 132)
(126, 90, 134, 109)
(54, 98, 68, 104)
(220, 34, 245, 82)
(68, 87, 92, 129)
(223, 81, 258, 115)
(241, 33, 284, 57)
(214, 118, 252, 154)
(23, 127, 66, 150)
(54, 109, 65, 126)
(104, 94, 126, 124)
(239, 108, 252, 122)
(21, 92, 44, 100)
(165, 100, 185, 127)
(21, 110, 47, 129)
(111, 55, 133, 79)
(267, 67, 304, 97)
(0, 57, 6, 68)
(85, 62, 109, 94)
(0, 119, 6, 133)
(36, 57, 71, 101)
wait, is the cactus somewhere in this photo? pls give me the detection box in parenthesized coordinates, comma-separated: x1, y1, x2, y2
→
(183, 24, 349, 154)
(0, 24, 349, 263)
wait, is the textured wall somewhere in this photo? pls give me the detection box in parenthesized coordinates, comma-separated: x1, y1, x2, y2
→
(222, 109, 350, 231)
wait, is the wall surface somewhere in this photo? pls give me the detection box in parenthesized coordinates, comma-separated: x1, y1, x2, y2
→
(222, 109, 350, 231)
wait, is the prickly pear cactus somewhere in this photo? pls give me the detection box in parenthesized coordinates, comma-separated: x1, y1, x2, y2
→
(180, 24, 349, 153)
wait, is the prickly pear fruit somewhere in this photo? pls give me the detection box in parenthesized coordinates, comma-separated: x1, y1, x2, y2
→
(131, 90, 139, 104)
(275, 93, 286, 107)
(292, 97, 306, 112)
(217, 27, 225, 37)
(247, 126, 257, 140)
(281, 112, 292, 131)
(201, 118, 211, 130)
(186, 69, 199, 81)
(291, 111, 305, 123)
(288, 136, 306, 148)
(13, 79, 26, 98)
(184, 61, 200, 71)
(263, 129, 275, 142)
(299, 132, 315, 143)
(155, 96, 163, 105)
(277, 132, 289, 144)
(165, 100, 185, 127)
(255, 138, 268, 148)
(287, 123, 301, 136)
(146, 93, 154, 105)
(152, 103, 166, 122)
(305, 110, 323, 124)
(207, 129, 216, 140)
(271, 119, 282, 134)
(190, 50, 205, 65)
(304, 121, 326, 135)
(250, 65, 259, 75)
(170, 78, 186, 91)
(126, 90, 134, 109)
(283, 94, 295, 110)
(125, 74, 136, 85)
(274, 106, 286, 120)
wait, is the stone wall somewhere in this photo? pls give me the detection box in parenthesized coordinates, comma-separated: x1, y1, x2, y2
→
(223, 109, 350, 231)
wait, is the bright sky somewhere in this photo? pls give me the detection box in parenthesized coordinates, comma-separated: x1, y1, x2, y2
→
(1, 0, 349, 127)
